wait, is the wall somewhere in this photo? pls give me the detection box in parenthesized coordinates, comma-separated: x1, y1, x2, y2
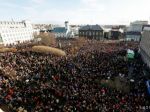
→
(79, 30, 103, 40)
(126, 35, 141, 41)
(140, 31, 150, 68)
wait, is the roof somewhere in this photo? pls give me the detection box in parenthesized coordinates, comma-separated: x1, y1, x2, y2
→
(79, 25, 103, 31)
(126, 31, 141, 35)
(101, 26, 111, 32)
(53, 27, 67, 33)
(111, 28, 124, 33)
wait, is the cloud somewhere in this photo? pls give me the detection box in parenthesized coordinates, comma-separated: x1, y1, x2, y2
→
(0, 1, 21, 8)
(81, 0, 100, 6)
(1, 0, 150, 25)
(31, 0, 46, 4)
(80, 0, 106, 12)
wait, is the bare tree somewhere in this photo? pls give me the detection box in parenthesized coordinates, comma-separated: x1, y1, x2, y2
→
(73, 37, 87, 48)
(37, 32, 56, 46)
(70, 37, 87, 55)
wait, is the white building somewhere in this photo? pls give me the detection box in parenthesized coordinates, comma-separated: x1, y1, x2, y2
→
(126, 20, 148, 41)
(127, 21, 148, 32)
(53, 21, 74, 38)
(70, 25, 80, 36)
(0, 20, 33, 45)
(32, 23, 52, 35)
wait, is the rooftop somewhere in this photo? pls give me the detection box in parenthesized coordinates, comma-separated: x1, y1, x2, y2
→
(79, 25, 103, 31)
(53, 27, 67, 33)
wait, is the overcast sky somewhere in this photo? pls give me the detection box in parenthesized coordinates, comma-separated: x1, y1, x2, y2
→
(0, 0, 150, 25)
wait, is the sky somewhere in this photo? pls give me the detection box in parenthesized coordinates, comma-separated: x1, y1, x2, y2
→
(0, 0, 150, 25)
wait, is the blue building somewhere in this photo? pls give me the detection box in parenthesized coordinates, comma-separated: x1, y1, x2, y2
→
(53, 21, 74, 38)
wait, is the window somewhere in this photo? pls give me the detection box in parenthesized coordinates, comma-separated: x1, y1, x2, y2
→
(82, 32, 84, 35)
(89, 32, 92, 36)
(93, 32, 96, 35)
(0, 34, 3, 42)
(96, 32, 99, 35)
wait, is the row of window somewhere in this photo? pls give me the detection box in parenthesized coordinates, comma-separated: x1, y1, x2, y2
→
(79, 31, 103, 36)
(1, 33, 33, 38)
(0, 29, 32, 33)
(0, 26, 29, 29)
(3, 36, 33, 42)
(2, 32, 30, 36)
(55, 33, 66, 37)
(0, 22, 23, 25)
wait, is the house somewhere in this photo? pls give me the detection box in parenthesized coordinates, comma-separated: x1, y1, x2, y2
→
(110, 27, 124, 40)
(53, 21, 74, 38)
(79, 25, 103, 40)
(103, 28, 111, 39)
(102, 25, 125, 40)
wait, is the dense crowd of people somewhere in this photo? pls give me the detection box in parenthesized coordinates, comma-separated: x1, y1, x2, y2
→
(0, 41, 150, 112)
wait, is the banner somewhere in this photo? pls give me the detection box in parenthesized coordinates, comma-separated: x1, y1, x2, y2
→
(127, 49, 135, 59)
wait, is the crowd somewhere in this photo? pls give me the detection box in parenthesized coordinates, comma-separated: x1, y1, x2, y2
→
(0, 41, 150, 112)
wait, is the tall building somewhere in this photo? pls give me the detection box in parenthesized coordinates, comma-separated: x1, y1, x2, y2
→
(128, 21, 148, 32)
(140, 30, 150, 68)
(126, 20, 148, 41)
(0, 20, 33, 45)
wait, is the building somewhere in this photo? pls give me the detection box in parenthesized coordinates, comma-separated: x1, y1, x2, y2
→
(126, 20, 148, 41)
(142, 25, 150, 31)
(0, 20, 33, 45)
(32, 24, 52, 35)
(79, 25, 103, 40)
(103, 28, 111, 39)
(125, 31, 142, 41)
(102, 25, 125, 40)
(140, 30, 150, 68)
(32, 24, 52, 30)
(53, 21, 74, 38)
(110, 27, 124, 40)
(128, 21, 148, 32)
(70, 25, 80, 36)
(53, 27, 67, 38)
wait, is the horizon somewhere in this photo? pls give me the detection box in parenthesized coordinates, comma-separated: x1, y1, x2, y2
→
(0, 0, 150, 25)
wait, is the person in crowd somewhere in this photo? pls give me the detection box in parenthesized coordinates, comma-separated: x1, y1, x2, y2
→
(0, 41, 149, 112)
